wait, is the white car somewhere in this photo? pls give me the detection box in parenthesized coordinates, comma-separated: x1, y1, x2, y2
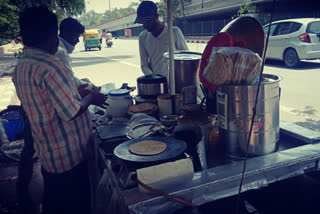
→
(263, 18, 320, 67)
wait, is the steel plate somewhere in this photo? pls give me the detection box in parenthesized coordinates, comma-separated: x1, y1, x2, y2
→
(114, 136, 186, 162)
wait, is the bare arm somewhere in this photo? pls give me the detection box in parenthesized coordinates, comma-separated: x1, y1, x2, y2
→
(71, 92, 106, 120)
(175, 27, 189, 51)
(139, 34, 153, 75)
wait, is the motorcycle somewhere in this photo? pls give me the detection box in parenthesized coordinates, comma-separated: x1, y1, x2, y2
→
(106, 38, 113, 48)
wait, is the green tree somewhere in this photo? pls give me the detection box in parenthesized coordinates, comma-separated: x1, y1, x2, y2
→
(157, 0, 192, 23)
(78, 10, 103, 27)
(79, 7, 136, 28)
(0, 0, 86, 46)
(17, 0, 86, 16)
(232, 2, 271, 25)
(232, 2, 256, 19)
(0, 0, 20, 46)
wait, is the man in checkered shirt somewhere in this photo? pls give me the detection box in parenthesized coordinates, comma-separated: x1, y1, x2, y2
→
(13, 6, 106, 214)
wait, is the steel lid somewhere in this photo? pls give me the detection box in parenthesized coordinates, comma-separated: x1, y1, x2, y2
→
(137, 74, 167, 84)
(163, 50, 202, 60)
(108, 88, 130, 96)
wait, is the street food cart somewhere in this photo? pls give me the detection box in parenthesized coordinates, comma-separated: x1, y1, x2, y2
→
(87, 2, 320, 213)
(90, 107, 320, 214)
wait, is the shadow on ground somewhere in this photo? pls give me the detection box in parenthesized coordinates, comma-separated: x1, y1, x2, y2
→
(296, 119, 320, 133)
(265, 59, 320, 70)
(71, 55, 135, 67)
(288, 106, 320, 132)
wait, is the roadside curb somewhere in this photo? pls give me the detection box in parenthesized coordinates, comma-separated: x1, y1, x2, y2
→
(186, 40, 208, 44)
(118, 36, 209, 44)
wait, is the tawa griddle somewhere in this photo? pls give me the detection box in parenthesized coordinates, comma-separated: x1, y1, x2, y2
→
(114, 136, 186, 163)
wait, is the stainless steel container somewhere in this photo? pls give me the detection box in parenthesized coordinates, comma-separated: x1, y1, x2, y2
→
(163, 51, 202, 95)
(216, 74, 281, 159)
(137, 74, 168, 98)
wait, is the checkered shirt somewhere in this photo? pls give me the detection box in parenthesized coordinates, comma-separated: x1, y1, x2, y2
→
(12, 48, 92, 173)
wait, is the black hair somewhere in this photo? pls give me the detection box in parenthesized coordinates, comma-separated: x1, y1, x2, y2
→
(19, 6, 58, 47)
(60, 17, 85, 35)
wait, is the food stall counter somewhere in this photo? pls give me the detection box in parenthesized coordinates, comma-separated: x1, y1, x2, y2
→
(94, 121, 320, 214)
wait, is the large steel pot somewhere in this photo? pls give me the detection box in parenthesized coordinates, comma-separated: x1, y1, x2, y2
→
(163, 51, 202, 94)
(216, 74, 281, 159)
(137, 74, 168, 98)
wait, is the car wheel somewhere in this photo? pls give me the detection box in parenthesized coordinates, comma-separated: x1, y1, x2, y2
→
(283, 49, 300, 68)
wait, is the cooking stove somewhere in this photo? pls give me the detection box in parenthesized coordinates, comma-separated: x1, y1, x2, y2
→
(99, 135, 190, 189)
(105, 151, 190, 189)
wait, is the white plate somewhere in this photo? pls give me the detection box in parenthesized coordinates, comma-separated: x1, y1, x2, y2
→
(127, 123, 165, 139)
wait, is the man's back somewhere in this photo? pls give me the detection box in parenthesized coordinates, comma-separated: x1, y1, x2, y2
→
(13, 48, 91, 173)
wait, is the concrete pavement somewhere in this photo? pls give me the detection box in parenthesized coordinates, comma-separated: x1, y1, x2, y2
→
(0, 42, 20, 111)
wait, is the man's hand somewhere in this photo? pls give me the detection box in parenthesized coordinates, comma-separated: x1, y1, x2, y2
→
(91, 92, 108, 109)
(92, 85, 101, 92)
(78, 83, 94, 98)
(71, 91, 108, 120)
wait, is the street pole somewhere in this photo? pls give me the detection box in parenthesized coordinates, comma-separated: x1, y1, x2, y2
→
(167, 0, 176, 114)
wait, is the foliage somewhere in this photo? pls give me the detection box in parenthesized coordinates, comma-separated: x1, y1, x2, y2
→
(78, 0, 194, 28)
(78, 7, 136, 28)
(19, 0, 86, 16)
(231, 2, 271, 26)
(232, 2, 256, 19)
(0, 0, 86, 46)
(158, 0, 191, 23)
(0, 0, 20, 46)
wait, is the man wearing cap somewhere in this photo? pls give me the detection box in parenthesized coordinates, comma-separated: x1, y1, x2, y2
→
(135, 1, 188, 80)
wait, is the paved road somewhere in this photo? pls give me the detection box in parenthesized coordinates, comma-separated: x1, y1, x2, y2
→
(71, 38, 320, 132)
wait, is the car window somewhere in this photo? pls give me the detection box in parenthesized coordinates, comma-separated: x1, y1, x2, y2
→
(264, 24, 277, 36)
(307, 21, 320, 34)
(274, 22, 291, 35)
(288, 22, 302, 33)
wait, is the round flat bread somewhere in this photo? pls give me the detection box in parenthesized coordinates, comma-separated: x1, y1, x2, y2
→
(129, 103, 157, 113)
(129, 140, 167, 156)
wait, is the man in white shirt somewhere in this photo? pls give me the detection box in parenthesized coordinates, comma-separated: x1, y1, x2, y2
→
(135, 1, 188, 80)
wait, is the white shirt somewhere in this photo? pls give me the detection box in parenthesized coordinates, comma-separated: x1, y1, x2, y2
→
(56, 38, 84, 87)
(138, 25, 188, 79)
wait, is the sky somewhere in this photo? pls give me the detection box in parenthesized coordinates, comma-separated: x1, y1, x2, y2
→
(85, 0, 161, 14)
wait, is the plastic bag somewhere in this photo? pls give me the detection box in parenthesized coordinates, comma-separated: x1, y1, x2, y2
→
(202, 47, 262, 86)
